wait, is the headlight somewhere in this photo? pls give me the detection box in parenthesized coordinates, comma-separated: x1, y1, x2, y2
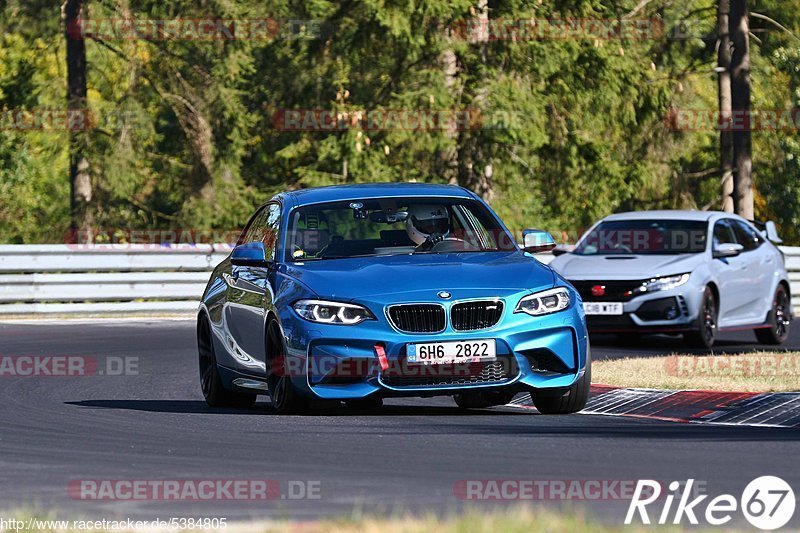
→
(515, 287, 571, 316)
(293, 299, 375, 325)
(628, 273, 690, 296)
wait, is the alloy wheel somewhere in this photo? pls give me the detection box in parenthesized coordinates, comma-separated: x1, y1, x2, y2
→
(267, 323, 294, 413)
(701, 295, 717, 344)
(775, 290, 790, 340)
(198, 319, 215, 399)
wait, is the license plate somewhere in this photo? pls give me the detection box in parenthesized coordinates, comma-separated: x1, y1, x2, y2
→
(407, 339, 497, 365)
(583, 302, 624, 316)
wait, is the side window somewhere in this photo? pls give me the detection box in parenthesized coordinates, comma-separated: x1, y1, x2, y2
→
(238, 203, 282, 260)
(730, 220, 762, 252)
(713, 220, 736, 247)
(260, 203, 281, 259)
(238, 207, 267, 246)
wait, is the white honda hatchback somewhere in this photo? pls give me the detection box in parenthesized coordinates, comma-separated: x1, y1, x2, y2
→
(549, 211, 792, 348)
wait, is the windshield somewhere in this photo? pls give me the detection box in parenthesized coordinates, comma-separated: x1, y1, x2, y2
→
(573, 219, 708, 256)
(286, 197, 517, 261)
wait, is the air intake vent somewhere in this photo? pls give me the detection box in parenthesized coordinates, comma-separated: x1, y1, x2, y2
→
(451, 300, 504, 331)
(381, 355, 519, 388)
(387, 304, 446, 333)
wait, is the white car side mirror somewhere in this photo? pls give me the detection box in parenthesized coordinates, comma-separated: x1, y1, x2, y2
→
(713, 242, 744, 258)
(764, 221, 783, 243)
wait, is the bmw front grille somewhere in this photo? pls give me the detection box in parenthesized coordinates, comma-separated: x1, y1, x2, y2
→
(387, 304, 447, 333)
(386, 300, 504, 333)
(450, 300, 504, 331)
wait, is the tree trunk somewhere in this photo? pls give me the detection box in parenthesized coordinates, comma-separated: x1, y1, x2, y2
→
(64, 0, 93, 242)
(455, 0, 493, 202)
(729, 0, 754, 219)
(717, 0, 734, 213)
(438, 46, 460, 185)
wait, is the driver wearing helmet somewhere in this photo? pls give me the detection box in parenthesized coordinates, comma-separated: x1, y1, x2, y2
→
(405, 204, 450, 251)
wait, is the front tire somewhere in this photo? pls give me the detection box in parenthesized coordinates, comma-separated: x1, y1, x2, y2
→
(198, 316, 257, 408)
(756, 285, 791, 345)
(684, 287, 718, 349)
(266, 321, 309, 415)
(531, 351, 591, 415)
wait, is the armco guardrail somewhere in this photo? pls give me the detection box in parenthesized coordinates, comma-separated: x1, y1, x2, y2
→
(0, 244, 797, 316)
(0, 244, 229, 315)
(786, 246, 800, 312)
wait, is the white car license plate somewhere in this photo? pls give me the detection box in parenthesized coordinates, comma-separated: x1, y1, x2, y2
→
(583, 302, 624, 316)
(407, 339, 497, 365)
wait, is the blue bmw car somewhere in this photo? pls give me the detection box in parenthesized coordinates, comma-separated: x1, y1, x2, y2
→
(197, 183, 590, 414)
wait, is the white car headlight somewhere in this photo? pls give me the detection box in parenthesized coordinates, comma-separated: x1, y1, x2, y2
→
(629, 273, 691, 296)
(293, 299, 375, 325)
(515, 287, 571, 316)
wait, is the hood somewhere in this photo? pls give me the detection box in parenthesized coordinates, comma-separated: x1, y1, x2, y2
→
(282, 252, 554, 302)
(549, 253, 705, 281)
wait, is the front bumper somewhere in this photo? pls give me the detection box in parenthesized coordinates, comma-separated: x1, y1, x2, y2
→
(570, 279, 704, 333)
(278, 296, 588, 400)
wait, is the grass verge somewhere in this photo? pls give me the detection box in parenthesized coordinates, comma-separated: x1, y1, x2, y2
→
(593, 352, 800, 392)
(292, 508, 689, 533)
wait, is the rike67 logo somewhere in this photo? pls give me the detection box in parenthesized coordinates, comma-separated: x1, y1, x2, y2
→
(626, 477, 795, 530)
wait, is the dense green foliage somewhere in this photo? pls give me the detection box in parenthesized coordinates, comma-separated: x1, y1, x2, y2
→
(0, 0, 799, 243)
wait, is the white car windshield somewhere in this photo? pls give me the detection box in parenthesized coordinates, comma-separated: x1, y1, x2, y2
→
(574, 220, 708, 256)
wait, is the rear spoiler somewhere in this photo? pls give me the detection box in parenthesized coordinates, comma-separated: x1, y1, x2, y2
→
(750, 220, 783, 244)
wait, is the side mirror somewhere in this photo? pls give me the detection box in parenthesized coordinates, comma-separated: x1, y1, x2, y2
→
(752, 220, 783, 243)
(522, 229, 557, 254)
(231, 242, 270, 267)
(765, 221, 783, 243)
(713, 242, 744, 259)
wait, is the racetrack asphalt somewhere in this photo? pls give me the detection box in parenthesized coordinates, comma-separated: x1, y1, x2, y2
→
(592, 326, 800, 359)
(0, 320, 798, 526)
